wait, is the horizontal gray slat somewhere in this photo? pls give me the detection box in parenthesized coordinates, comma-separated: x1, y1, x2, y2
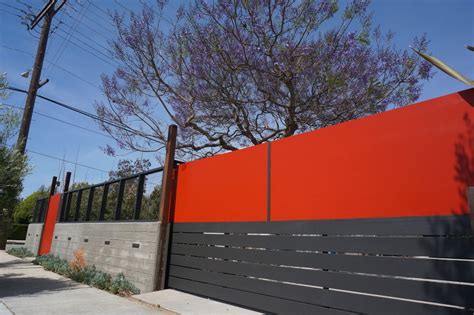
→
(169, 254, 474, 308)
(170, 243, 474, 283)
(172, 215, 472, 236)
(170, 265, 471, 315)
(168, 276, 356, 315)
(172, 232, 474, 259)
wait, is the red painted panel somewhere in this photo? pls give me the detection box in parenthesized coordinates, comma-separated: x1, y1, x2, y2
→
(271, 89, 474, 221)
(38, 194, 61, 255)
(173, 143, 268, 222)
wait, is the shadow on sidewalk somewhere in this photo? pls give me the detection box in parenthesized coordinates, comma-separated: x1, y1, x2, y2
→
(0, 272, 81, 298)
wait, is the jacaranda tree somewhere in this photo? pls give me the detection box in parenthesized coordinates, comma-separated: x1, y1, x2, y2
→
(96, 0, 433, 158)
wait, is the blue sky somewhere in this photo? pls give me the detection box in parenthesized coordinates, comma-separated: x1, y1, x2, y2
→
(0, 0, 473, 197)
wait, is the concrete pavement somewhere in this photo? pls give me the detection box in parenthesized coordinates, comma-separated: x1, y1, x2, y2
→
(0, 250, 172, 315)
(134, 289, 261, 315)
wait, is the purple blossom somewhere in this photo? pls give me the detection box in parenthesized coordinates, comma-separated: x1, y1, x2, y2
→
(103, 144, 116, 156)
(418, 60, 433, 79)
(97, 0, 434, 158)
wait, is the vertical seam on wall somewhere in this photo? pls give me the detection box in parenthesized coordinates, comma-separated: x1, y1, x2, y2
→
(267, 142, 271, 222)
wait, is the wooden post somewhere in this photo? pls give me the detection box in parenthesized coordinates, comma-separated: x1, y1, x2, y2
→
(468, 187, 474, 234)
(154, 125, 177, 290)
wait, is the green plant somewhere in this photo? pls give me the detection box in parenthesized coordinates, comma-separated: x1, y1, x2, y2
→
(34, 254, 139, 295)
(6, 247, 34, 258)
(34, 254, 71, 275)
(109, 273, 140, 296)
(70, 265, 97, 285)
(0, 73, 30, 250)
(91, 270, 112, 290)
(14, 190, 48, 223)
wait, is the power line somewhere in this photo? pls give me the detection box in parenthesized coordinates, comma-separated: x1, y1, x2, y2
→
(15, 0, 39, 11)
(7, 86, 161, 144)
(87, 0, 109, 17)
(53, 30, 118, 67)
(47, 0, 90, 75)
(65, 1, 114, 34)
(27, 149, 109, 173)
(57, 26, 115, 58)
(83, 1, 116, 29)
(1, 45, 102, 91)
(2, 103, 114, 139)
(0, 7, 22, 18)
(59, 10, 112, 42)
(114, 0, 132, 14)
(0, 1, 28, 14)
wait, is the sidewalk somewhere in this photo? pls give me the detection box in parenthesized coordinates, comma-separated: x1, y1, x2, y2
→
(0, 250, 172, 315)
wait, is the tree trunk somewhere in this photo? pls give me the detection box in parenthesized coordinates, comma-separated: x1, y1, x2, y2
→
(0, 210, 12, 250)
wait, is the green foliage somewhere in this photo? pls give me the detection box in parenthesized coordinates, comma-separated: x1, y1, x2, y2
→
(14, 190, 48, 223)
(0, 74, 18, 145)
(35, 254, 140, 295)
(109, 159, 150, 220)
(6, 247, 34, 258)
(7, 224, 28, 240)
(109, 272, 140, 296)
(35, 254, 70, 274)
(70, 265, 97, 284)
(91, 270, 112, 290)
(0, 73, 30, 250)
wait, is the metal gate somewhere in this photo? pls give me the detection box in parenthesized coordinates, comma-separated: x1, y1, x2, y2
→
(166, 216, 474, 314)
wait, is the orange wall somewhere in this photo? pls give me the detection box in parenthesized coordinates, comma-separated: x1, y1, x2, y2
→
(173, 89, 474, 222)
(173, 143, 268, 222)
(271, 89, 474, 221)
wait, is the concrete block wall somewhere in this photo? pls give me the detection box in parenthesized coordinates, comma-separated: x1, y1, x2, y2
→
(50, 222, 160, 293)
(24, 223, 44, 255)
(5, 240, 26, 251)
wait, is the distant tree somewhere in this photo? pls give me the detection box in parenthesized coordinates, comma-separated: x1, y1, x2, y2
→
(106, 159, 161, 220)
(0, 73, 29, 249)
(68, 182, 93, 220)
(13, 189, 48, 224)
(97, 0, 433, 159)
(108, 159, 151, 180)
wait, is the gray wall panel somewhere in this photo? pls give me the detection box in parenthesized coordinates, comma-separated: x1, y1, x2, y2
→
(168, 219, 474, 314)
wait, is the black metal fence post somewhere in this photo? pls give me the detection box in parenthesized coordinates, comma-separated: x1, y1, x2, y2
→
(74, 190, 82, 221)
(99, 183, 109, 220)
(134, 174, 145, 220)
(64, 192, 72, 222)
(33, 199, 40, 223)
(85, 187, 95, 221)
(59, 171, 72, 222)
(115, 180, 125, 220)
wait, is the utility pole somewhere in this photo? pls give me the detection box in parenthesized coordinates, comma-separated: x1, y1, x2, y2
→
(16, 0, 66, 154)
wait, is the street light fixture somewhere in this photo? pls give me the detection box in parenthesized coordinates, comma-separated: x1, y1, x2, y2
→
(21, 70, 31, 78)
(20, 70, 49, 88)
